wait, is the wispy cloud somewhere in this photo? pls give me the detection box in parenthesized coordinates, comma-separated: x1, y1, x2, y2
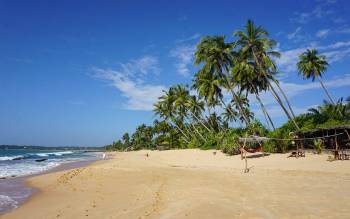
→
(93, 56, 166, 111)
(290, 0, 335, 24)
(276, 40, 350, 73)
(170, 44, 195, 77)
(316, 29, 330, 38)
(287, 27, 302, 40)
(175, 33, 201, 43)
(247, 74, 350, 119)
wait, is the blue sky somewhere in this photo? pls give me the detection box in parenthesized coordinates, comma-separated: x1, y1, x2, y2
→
(1, 0, 350, 146)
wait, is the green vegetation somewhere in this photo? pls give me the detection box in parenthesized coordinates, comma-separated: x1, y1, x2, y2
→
(106, 20, 350, 153)
(313, 139, 323, 154)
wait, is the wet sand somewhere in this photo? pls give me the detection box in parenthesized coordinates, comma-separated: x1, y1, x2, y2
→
(2, 149, 350, 219)
(0, 158, 99, 215)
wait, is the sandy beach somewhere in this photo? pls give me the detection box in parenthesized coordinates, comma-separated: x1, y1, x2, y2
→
(2, 149, 350, 219)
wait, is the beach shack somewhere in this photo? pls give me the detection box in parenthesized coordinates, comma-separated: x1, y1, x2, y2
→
(293, 125, 350, 160)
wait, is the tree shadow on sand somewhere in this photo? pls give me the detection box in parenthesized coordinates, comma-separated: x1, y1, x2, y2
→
(246, 153, 270, 159)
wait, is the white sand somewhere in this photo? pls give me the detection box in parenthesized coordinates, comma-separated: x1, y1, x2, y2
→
(2, 149, 350, 219)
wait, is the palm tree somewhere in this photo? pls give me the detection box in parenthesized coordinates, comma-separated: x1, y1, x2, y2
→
(234, 19, 300, 130)
(232, 93, 254, 124)
(186, 94, 211, 132)
(194, 36, 250, 126)
(231, 52, 275, 130)
(154, 90, 190, 142)
(122, 132, 130, 147)
(297, 49, 335, 105)
(192, 69, 222, 112)
(222, 103, 238, 125)
(171, 84, 206, 141)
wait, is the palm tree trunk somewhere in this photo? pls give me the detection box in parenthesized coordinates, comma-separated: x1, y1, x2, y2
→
(255, 92, 275, 130)
(191, 123, 207, 142)
(272, 79, 296, 118)
(251, 50, 299, 130)
(269, 84, 300, 130)
(183, 117, 196, 139)
(170, 119, 190, 142)
(223, 78, 250, 126)
(188, 110, 212, 132)
(318, 77, 336, 105)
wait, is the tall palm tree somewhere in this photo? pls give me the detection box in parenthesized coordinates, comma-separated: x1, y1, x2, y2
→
(186, 95, 211, 132)
(154, 90, 190, 142)
(232, 93, 254, 124)
(297, 49, 335, 105)
(234, 19, 300, 130)
(192, 69, 222, 112)
(222, 103, 238, 125)
(194, 36, 250, 126)
(231, 52, 275, 130)
(171, 85, 205, 138)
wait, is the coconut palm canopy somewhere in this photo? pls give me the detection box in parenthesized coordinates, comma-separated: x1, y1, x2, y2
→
(2, 1, 350, 146)
(107, 19, 350, 153)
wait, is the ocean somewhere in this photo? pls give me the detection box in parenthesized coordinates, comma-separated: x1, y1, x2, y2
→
(0, 149, 101, 214)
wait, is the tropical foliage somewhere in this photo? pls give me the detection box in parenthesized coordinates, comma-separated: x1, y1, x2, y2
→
(106, 20, 349, 154)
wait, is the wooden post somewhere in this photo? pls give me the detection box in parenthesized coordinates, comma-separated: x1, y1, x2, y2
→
(244, 152, 248, 173)
(344, 129, 350, 142)
(296, 137, 299, 158)
(243, 133, 248, 173)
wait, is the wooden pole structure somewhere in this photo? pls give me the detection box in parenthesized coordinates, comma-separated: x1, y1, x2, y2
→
(244, 133, 248, 173)
(344, 129, 350, 142)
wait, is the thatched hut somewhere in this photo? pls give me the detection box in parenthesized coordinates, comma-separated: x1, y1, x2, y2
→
(294, 125, 350, 159)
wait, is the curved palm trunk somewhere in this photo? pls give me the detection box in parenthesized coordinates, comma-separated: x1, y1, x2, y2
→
(251, 50, 300, 130)
(170, 119, 190, 142)
(255, 92, 275, 130)
(223, 78, 250, 126)
(183, 117, 196, 139)
(318, 77, 336, 105)
(188, 110, 212, 132)
(272, 79, 296, 118)
(269, 85, 300, 130)
(191, 123, 207, 142)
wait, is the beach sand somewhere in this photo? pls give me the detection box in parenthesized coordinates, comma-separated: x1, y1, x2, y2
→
(2, 149, 350, 219)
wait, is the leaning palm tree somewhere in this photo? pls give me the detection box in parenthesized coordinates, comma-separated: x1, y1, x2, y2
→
(170, 85, 209, 141)
(234, 19, 300, 130)
(232, 93, 254, 124)
(231, 52, 275, 130)
(154, 90, 190, 142)
(222, 103, 238, 125)
(297, 49, 335, 105)
(186, 94, 211, 132)
(192, 69, 222, 113)
(194, 36, 250, 126)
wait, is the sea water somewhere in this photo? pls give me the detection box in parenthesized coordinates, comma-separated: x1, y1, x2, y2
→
(0, 149, 100, 214)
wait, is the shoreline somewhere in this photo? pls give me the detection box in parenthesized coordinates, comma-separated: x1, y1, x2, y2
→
(0, 156, 102, 215)
(2, 149, 350, 218)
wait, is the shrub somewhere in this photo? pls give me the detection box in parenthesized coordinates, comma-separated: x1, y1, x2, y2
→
(313, 139, 323, 154)
(220, 131, 240, 155)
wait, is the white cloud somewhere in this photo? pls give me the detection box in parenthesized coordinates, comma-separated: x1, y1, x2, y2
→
(276, 39, 350, 73)
(119, 56, 160, 77)
(176, 33, 201, 43)
(276, 47, 307, 73)
(335, 26, 350, 34)
(242, 74, 350, 120)
(170, 44, 195, 77)
(287, 27, 302, 40)
(322, 48, 350, 63)
(316, 29, 330, 38)
(93, 56, 166, 111)
(290, 4, 333, 24)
